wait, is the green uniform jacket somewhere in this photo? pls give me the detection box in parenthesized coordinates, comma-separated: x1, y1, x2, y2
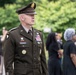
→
(3, 25, 48, 75)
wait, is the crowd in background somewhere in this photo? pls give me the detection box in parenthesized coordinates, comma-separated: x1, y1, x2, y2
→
(0, 27, 76, 75)
(46, 28, 76, 75)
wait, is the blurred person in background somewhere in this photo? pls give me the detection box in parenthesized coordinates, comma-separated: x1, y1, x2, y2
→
(63, 28, 76, 75)
(46, 32, 63, 75)
(56, 33, 63, 60)
(0, 27, 8, 75)
(56, 33, 63, 50)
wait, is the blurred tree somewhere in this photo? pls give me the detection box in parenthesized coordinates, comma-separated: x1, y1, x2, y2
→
(0, 0, 16, 7)
(70, 0, 76, 1)
(34, 0, 76, 32)
(48, 0, 76, 2)
(48, 0, 58, 2)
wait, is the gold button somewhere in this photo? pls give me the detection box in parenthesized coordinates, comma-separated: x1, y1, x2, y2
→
(22, 50, 26, 54)
(21, 30, 23, 32)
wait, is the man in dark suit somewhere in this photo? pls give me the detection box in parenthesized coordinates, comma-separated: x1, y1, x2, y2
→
(3, 2, 48, 75)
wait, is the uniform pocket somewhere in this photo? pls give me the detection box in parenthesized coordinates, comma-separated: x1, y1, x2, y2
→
(16, 45, 29, 57)
(14, 64, 32, 75)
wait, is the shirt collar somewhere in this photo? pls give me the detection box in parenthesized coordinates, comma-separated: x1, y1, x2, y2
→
(22, 25, 32, 33)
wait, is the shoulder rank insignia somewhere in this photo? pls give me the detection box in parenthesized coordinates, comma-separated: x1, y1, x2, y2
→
(9, 27, 18, 32)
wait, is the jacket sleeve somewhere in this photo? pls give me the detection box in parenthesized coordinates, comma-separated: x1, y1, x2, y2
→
(40, 33, 48, 75)
(3, 32, 15, 75)
(46, 33, 51, 50)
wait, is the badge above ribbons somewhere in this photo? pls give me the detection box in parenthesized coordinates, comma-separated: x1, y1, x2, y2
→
(20, 37, 27, 45)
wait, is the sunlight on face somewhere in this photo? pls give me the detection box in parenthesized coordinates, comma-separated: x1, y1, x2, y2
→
(21, 14, 35, 26)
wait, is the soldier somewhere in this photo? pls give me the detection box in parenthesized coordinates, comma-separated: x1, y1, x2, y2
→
(3, 2, 48, 75)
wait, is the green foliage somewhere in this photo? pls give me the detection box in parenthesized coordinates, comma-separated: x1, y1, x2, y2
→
(34, 0, 76, 32)
(0, 4, 19, 33)
(0, 0, 76, 39)
(0, 0, 16, 7)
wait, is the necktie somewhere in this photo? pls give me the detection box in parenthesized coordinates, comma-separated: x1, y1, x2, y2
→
(28, 30, 32, 36)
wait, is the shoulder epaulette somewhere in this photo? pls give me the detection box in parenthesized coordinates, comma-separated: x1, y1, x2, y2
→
(37, 30, 42, 34)
(9, 27, 18, 32)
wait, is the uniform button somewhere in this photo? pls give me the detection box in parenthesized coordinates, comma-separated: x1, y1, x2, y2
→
(38, 57, 40, 61)
(22, 45, 25, 47)
(37, 32, 39, 35)
(21, 30, 23, 32)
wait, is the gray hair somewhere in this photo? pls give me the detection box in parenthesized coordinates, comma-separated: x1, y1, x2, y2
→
(64, 28, 75, 41)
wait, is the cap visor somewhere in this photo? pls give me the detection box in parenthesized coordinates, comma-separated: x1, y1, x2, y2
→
(25, 12, 37, 15)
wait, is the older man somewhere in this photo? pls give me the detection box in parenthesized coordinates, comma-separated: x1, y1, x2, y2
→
(3, 2, 48, 75)
(63, 28, 76, 75)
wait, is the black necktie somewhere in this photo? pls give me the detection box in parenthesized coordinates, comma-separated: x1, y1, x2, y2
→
(28, 30, 32, 36)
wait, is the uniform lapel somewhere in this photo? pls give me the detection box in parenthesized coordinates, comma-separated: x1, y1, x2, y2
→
(19, 25, 33, 41)
(32, 28, 36, 41)
(32, 28, 38, 44)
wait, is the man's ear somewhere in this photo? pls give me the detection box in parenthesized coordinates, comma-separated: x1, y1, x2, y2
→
(19, 14, 24, 21)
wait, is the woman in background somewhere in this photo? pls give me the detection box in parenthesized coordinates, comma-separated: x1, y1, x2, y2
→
(63, 28, 76, 75)
(46, 32, 63, 75)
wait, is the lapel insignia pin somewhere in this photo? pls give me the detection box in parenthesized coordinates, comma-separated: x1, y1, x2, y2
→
(21, 30, 23, 32)
(37, 33, 39, 35)
(21, 37, 24, 41)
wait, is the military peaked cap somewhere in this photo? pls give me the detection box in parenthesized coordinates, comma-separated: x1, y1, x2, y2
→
(16, 2, 36, 14)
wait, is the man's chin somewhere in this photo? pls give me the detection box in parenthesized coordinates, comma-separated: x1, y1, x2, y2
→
(29, 23, 34, 25)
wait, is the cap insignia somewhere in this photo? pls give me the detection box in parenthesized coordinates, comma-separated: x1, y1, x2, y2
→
(31, 3, 34, 8)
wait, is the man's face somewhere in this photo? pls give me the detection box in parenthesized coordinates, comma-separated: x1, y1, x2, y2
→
(19, 14, 35, 26)
(56, 34, 61, 40)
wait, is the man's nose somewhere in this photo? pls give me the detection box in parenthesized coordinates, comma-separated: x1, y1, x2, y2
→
(32, 15, 34, 19)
